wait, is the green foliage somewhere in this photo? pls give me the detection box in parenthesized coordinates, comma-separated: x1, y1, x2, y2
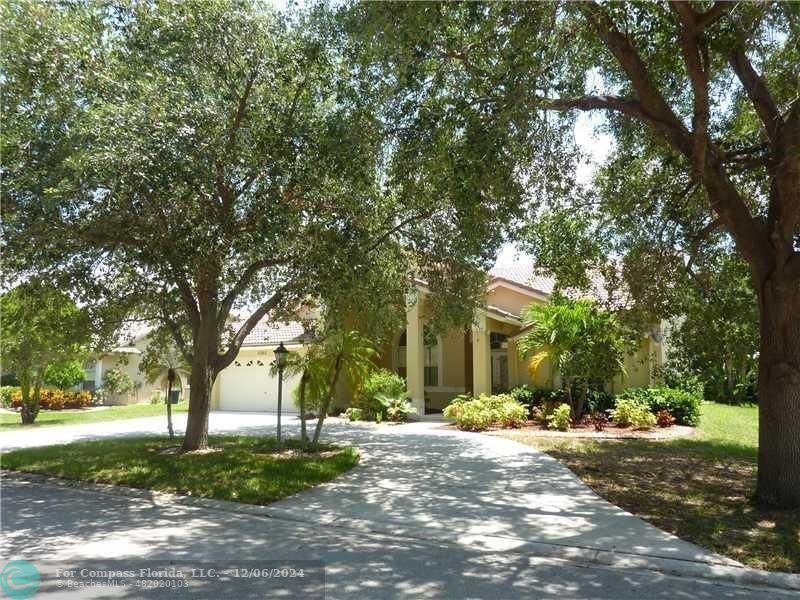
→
(546, 403, 572, 431)
(150, 391, 165, 405)
(518, 297, 627, 418)
(344, 407, 364, 422)
(0, 281, 91, 422)
(354, 368, 407, 420)
(43, 360, 86, 390)
(443, 394, 527, 431)
(661, 256, 759, 404)
(609, 399, 654, 429)
(1, 387, 20, 408)
(376, 393, 417, 423)
(617, 387, 702, 427)
(100, 368, 135, 400)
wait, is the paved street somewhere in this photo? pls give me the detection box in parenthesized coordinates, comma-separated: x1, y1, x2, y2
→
(1, 413, 793, 598)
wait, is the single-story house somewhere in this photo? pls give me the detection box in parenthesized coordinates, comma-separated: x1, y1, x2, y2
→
(209, 261, 663, 415)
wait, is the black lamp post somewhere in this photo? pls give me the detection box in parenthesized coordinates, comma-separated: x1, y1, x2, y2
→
(166, 368, 175, 440)
(274, 342, 289, 447)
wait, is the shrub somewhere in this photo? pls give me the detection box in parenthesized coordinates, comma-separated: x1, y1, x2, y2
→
(354, 369, 407, 420)
(344, 407, 363, 422)
(609, 398, 646, 427)
(442, 394, 471, 421)
(444, 394, 527, 431)
(610, 398, 656, 429)
(531, 399, 561, 426)
(1, 386, 20, 408)
(584, 388, 615, 414)
(585, 411, 609, 432)
(656, 409, 676, 428)
(10, 389, 92, 410)
(376, 392, 417, 422)
(617, 387, 701, 426)
(150, 391, 165, 405)
(630, 408, 657, 430)
(546, 403, 572, 431)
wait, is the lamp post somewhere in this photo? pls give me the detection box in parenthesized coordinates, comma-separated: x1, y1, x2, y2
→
(274, 342, 289, 448)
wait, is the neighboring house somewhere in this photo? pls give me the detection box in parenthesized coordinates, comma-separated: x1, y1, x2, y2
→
(90, 261, 663, 413)
(83, 333, 190, 405)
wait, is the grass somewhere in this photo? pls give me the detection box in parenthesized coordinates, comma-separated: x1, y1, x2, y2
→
(499, 402, 800, 573)
(0, 401, 189, 430)
(1, 435, 359, 505)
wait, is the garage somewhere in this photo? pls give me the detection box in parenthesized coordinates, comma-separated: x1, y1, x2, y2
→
(217, 349, 301, 413)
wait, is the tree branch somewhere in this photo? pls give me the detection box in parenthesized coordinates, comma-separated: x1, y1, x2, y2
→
(217, 257, 286, 329)
(578, 2, 693, 155)
(672, 2, 712, 174)
(729, 45, 781, 144)
(162, 310, 192, 364)
(215, 290, 284, 370)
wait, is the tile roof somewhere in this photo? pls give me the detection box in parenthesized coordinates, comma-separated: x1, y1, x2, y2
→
(489, 263, 556, 295)
(489, 261, 615, 303)
(241, 320, 306, 347)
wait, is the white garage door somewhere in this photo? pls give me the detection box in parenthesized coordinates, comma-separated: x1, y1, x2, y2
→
(218, 361, 299, 413)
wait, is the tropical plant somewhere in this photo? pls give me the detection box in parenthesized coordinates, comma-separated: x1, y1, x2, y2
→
(444, 394, 527, 431)
(140, 327, 190, 439)
(344, 407, 364, 422)
(609, 398, 656, 430)
(656, 410, 676, 428)
(617, 387, 702, 427)
(546, 403, 572, 431)
(354, 369, 408, 420)
(518, 298, 627, 420)
(376, 392, 417, 423)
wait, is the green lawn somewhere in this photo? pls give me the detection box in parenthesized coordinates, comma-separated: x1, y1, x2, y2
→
(1, 435, 359, 505)
(500, 403, 800, 573)
(0, 401, 189, 430)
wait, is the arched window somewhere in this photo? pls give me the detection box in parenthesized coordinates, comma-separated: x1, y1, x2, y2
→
(395, 327, 440, 386)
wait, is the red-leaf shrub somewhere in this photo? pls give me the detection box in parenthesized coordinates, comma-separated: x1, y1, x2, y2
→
(585, 411, 609, 432)
(656, 409, 676, 428)
(10, 389, 92, 410)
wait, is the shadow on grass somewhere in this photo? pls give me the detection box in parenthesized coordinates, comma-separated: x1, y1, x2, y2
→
(538, 436, 798, 573)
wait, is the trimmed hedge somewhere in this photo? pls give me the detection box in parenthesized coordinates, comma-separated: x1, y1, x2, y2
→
(615, 387, 702, 426)
(10, 389, 93, 411)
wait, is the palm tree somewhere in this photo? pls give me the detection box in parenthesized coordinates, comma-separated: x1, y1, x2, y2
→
(518, 298, 625, 419)
(309, 330, 377, 445)
(140, 329, 190, 440)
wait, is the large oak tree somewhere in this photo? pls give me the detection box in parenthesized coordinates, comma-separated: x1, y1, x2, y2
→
(3, 1, 520, 450)
(353, 1, 799, 507)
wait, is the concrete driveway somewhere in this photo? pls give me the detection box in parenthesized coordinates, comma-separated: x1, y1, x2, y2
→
(1, 412, 792, 598)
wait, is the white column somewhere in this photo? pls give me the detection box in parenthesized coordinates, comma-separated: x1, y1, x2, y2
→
(405, 294, 426, 416)
(471, 312, 492, 396)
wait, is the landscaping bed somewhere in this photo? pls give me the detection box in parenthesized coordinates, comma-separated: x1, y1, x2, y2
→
(498, 403, 800, 574)
(0, 435, 359, 505)
(491, 422, 695, 440)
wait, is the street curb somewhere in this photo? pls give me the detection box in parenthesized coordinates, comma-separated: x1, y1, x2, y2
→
(4, 469, 799, 592)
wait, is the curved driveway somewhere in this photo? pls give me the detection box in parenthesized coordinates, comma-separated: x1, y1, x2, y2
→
(3, 411, 787, 599)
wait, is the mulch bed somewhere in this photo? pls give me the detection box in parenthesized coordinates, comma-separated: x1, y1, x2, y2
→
(495, 422, 696, 440)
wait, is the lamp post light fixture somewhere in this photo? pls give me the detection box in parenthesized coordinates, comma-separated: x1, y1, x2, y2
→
(274, 342, 289, 448)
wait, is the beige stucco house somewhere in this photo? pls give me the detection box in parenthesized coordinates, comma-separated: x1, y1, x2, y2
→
(375, 263, 663, 415)
(88, 262, 662, 414)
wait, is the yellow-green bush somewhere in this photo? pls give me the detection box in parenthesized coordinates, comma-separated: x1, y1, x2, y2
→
(443, 394, 527, 431)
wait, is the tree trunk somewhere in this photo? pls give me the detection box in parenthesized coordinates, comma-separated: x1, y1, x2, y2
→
(755, 273, 800, 508)
(312, 354, 343, 445)
(298, 370, 309, 443)
(182, 358, 215, 451)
